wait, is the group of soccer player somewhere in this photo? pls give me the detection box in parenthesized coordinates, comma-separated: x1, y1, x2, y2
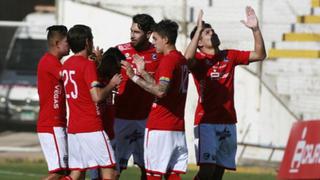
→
(36, 6, 266, 180)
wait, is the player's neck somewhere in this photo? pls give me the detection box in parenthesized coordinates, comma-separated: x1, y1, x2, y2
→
(74, 49, 89, 58)
(135, 41, 151, 52)
(163, 45, 176, 55)
(48, 48, 63, 60)
(201, 46, 220, 55)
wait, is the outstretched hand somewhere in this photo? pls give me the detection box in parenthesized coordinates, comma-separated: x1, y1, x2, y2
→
(197, 10, 204, 31)
(241, 6, 259, 30)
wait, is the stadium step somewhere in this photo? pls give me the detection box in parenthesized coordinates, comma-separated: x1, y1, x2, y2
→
(293, 23, 320, 33)
(283, 33, 320, 41)
(268, 49, 320, 58)
(274, 41, 320, 50)
(297, 15, 320, 23)
(312, 0, 320, 7)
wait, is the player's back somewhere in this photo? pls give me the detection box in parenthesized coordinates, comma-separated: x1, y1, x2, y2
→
(62, 55, 103, 133)
(37, 53, 66, 132)
(147, 50, 188, 131)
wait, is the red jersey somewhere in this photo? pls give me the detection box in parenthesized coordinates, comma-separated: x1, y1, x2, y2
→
(37, 53, 66, 133)
(62, 55, 103, 133)
(191, 50, 250, 125)
(98, 80, 115, 140)
(147, 50, 188, 131)
(115, 42, 160, 120)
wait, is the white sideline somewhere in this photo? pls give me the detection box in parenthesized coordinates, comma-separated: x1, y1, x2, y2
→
(0, 170, 43, 177)
(0, 146, 41, 152)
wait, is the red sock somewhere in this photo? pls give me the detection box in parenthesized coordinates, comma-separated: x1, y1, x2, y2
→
(147, 174, 162, 180)
(167, 173, 181, 180)
(60, 176, 73, 180)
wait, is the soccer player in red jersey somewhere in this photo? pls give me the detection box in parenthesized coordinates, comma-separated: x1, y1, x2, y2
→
(122, 19, 189, 180)
(114, 14, 160, 179)
(185, 7, 266, 180)
(62, 25, 121, 180)
(37, 25, 70, 180)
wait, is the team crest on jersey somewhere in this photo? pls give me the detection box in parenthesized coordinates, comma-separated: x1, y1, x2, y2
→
(125, 53, 130, 59)
(151, 53, 157, 60)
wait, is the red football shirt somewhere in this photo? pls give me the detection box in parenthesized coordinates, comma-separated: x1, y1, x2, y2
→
(98, 80, 115, 140)
(115, 42, 160, 120)
(62, 55, 103, 133)
(147, 50, 188, 131)
(37, 53, 66, 133)
(191, 50, 250, 125)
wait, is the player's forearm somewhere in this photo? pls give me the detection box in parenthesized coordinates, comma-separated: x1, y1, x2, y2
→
(252, 27, 266, 61)
(184, 30, 201, 60)
(90, 83, 116, 103)
(140, 70, 156, 84)
(131, 75, 166, 98)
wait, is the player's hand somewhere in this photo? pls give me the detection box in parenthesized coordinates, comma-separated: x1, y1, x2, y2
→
(241, 6, 259, 31)
(196, 10, 204, 31)
(109, 73, 122, 87)
(133, 54, 145, 74)
(91, 46, 104, 62)
(121, 60, 135, 78)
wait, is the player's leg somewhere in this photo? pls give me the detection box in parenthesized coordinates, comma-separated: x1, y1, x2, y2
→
(114, 118, 136, 172)
(213, 166, 225, 180)
(132, 119, 147, 180)
(165, 131, 188, 180)
(214, 124, 237, 180)
(38, 127, 68, 180)
(100, 167, 116, 180)
(193, 124, 217, 179)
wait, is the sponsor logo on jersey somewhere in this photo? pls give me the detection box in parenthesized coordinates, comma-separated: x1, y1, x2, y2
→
(118, 44, 131, 51)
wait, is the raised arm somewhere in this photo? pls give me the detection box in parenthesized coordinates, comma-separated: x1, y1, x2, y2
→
(184, 10, 203, 68)
(90, 74, 122, 103)
(241, 6, 266, 62)
(121, 61, 169, 98)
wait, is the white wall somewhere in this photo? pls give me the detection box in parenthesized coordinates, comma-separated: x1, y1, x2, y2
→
(57, 0, 131, 48)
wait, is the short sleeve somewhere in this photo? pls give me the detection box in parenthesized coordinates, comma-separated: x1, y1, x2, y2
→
(84, 61, 99, 89)
(226, 50, 250, 66)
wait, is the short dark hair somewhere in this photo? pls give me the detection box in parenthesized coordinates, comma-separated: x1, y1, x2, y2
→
(153, 19, 179, 45)
(190, 21, 212, 39)
(46, 25, 68, 45)
(132, 14, 155, 33)
(97, 47, 125, 80)
(67, 24, 93, 53)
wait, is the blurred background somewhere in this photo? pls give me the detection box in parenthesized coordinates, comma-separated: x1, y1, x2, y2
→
(0, 0, 319, 179)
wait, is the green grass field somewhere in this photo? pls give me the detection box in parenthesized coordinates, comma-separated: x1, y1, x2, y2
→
(0, 160, 276, 180)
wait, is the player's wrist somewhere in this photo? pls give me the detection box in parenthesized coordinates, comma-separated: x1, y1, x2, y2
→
(251, 26, 260, 32)
(131, 75, 140, 83)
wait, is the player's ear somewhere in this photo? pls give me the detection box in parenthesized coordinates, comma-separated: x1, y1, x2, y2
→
(164, 36, 169, 45)
(146, 31, 152, 39)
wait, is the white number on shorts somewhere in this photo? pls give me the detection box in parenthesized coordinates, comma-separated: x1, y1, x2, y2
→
(62, 70, 78, 99)
(179, 65, 189, 94)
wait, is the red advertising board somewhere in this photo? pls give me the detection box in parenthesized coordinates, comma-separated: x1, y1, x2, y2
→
(278, 120, 320, 179)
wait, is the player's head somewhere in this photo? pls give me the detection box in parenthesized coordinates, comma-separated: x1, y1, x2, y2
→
(152, 19, 178, 53)
(97, 47, 125, 80)
(130, 14, 155, 49)
(46, 25, 69, 57)
(190, 21, 220, 49)
(67, 24, 93, 54)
